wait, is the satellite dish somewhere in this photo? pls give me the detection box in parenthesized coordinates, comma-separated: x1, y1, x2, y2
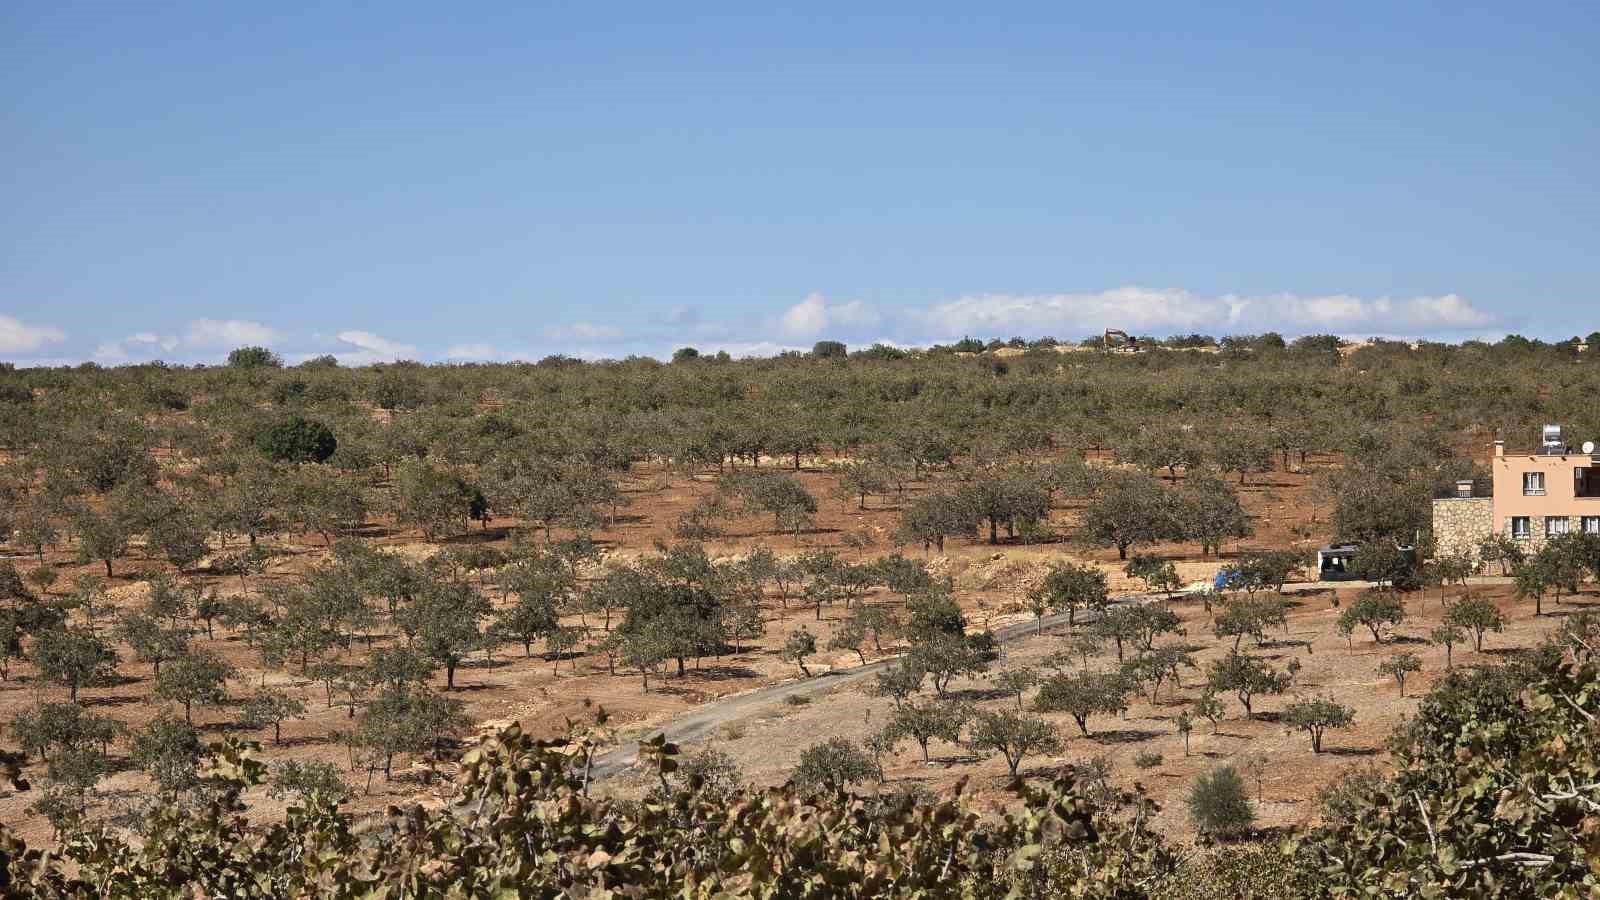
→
(1585, 441, 1596, 454)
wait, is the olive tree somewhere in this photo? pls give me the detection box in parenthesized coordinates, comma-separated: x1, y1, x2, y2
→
(1281, 697, 1355, 753)
(1205, 651, 1289, 720)
(1377, 651, 1423, 697)
(1033, 670, 1129, 737)
(966, 709, 1061, 777)
(791, 737, 874, 791)
(32, 628, 116, 701)
(154, 649, 233, 725)
(1444, 596, 1504, 652)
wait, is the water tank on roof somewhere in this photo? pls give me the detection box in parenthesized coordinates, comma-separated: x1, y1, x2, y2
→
(1541, 424, 1564, 454)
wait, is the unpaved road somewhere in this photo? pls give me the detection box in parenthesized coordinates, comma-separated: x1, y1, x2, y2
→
(585, 574, 1516, 781)
(588, 592, 1150, 781)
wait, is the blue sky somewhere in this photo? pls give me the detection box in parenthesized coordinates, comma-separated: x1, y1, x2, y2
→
(3, 3, 1597, 364)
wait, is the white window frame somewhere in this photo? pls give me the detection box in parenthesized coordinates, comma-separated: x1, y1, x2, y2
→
(1510, 516, 1531, 539)
(1582, 516, 1600, 535)
(1523, 472, 1545, 496)
(1546, 516, 1571, 536)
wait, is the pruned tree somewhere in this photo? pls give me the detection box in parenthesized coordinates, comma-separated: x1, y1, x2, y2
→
(1444, 596, 1504, 652)
(1125, 554, 1183, 598)
(1205, 651, 1289, 720)
(1120, 646, 1194, 702)
(780, 628, 817, 677)
(1193, 688, 1226, 731)
(871, 662, 925, 707)
(241, 688, 306, 744)
(993, 667, 1038, 710)
(398, 579, 489, 690)
(1175, 474, 1252, 557)
(32, 628, 116, 701)
(1031, 561, 1109, 628)
(154, 649, 233, 725)
(889, 699, 968, 762)
(1282, 697, 1355, 753)
(1033, 670, 1129, 736)
(966, 709, 1061, 777)
(1378, 651, 1423, 697)
(1429, 623, 1465, 668)
(791, 737, 875, 792)
(907, 633, 990, 698)
(1336, 590, 1407, 646)
(1078, 471, 1180, 560)
(894, 491, 979, 554)
(116, 611, 189, 677)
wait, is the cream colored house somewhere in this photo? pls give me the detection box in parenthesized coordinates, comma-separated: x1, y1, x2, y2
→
(1433, 425, 1600, 561)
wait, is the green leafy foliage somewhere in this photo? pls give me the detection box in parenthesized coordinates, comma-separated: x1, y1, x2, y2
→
(254, 416, 337, 464)
(1187, 766, 1255, 838)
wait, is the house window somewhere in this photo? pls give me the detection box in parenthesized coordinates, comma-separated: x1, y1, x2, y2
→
(1578, 467, 1600, 498)
(1510, 516, 1531, 539)
(1523, 472, 1545, 495)
(1583, 516, 1600, 535)
(1546, 516, 1571, 536)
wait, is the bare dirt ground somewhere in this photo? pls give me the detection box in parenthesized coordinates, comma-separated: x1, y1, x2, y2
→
(2, 451, 1518, 845)
(597, 580, 1579, 841)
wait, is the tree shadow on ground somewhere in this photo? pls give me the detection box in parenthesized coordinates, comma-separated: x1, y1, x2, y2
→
(442, 683, 496, 694)
(273, 733, 334, 750)
(82, 695, 143, 708)
(460, 657, 514, 670)
(197, 720, 254, 736)
(1482, 646, 1529, 658)
(439, 527, 514, 545)
(1088, 729, 1163, 745)
(948, 687, 1009, 703)
(683, 666, 760, 682)
(1324, 746, 1380, 757)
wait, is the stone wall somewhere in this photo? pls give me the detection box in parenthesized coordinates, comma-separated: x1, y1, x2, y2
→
(1432, 497, 1493, 563)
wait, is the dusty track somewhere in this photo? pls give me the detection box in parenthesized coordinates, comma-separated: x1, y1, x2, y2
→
(588, 593, 1147, 780)
(587, 574, 1517, 782)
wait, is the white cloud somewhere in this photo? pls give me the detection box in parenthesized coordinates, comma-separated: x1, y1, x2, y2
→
(543, 322, 625, 342)
(92, 341, 132, 364)
(0, 315, 67, 354)
(330, 329, 417, 365)
(912, 287, 1494, 339)
(443, 343, 501, 361)
(699, 340, 812, 358)
(94, 330, 182, 364)
(336, 330, 415, 358)
(779, 292, 881, 338)
(184, 318, 277, 348)
(127, 332, 181, 351)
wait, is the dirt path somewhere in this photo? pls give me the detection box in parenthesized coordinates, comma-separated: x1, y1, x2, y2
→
(586, 574, 1516, 782)
(589, 593, 1147, 780)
